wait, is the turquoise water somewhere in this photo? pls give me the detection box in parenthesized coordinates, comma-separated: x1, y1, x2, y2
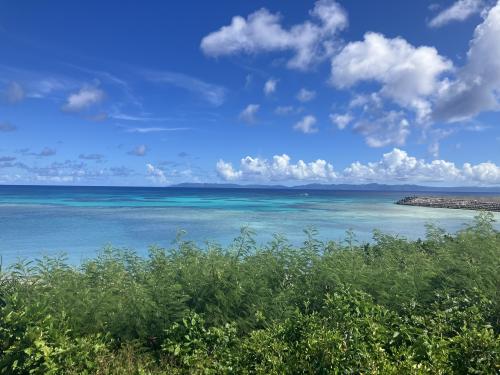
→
(0, 185, 499, 264)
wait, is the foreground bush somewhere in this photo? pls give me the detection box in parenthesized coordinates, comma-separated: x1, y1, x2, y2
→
(0, 212, 499, 374)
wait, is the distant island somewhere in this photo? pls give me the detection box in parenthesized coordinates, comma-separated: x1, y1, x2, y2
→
(171, 182, 500, 193)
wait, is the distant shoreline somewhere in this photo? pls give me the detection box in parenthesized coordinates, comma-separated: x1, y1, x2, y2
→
(1, 183, 500, 194)
(396, 196, 500, 212)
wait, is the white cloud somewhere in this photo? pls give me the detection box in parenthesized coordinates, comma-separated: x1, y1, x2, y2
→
(200, 0, 348, 70)
(217, 148, 500, 185)
(0, 159, 136, 185)
(426, 128, 456, 158)
(343, 148, 500, 185)
(5, 81, 24, 103)
(296, 88, 316, 102)
(62, 85, 105, 112)
(463, 162, 500, 183)
(329, 113, 352, 129)
(128, 145, 148, 157)
(0, 66, 79, 100)
(216, 160, 243, 181)
(343, 148, 463, 183)
(264, 78, 278, 95)
(217, 154, 337, 181)
(143, 70, 226, 106)
(146, 163, 167, 184)
(429, 0, 484, 28)
(239, 104, 260, 123)
(275, 105, 295, 115)
(125, 127, 189, 133)
(294, 115, 318, 134)
(331, 32, 452, 122)
(353, 111, 410, 147)
(349, 93, 384, 110)
(433, 1, 500, 122)
(109, 110, 174, 122)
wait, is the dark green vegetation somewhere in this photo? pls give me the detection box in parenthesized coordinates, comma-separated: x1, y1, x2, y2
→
(1, 213, 499, 374)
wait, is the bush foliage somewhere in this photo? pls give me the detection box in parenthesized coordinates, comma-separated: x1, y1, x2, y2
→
(1, 212, 499, 374)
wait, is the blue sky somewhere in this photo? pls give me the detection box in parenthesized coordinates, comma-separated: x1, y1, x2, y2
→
(0, 0, 499, 186)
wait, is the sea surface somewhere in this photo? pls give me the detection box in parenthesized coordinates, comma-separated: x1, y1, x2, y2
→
(1, 185, 499, 265)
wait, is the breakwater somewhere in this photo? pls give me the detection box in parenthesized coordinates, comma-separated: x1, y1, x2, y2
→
(396, 196, 500, 212)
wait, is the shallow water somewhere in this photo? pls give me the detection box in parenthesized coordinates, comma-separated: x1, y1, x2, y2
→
(0, 185, 498, 264)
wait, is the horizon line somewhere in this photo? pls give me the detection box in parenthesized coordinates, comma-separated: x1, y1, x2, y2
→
(1, 182, 500, 192)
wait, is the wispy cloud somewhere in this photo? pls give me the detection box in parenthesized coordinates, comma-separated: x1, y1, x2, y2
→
(63, 63, 142, 108)
(4, 81, 25, 103)
(239, 104, 260, 123)
(428, 0, 484, 28)
(0, 122, 17, 132)
(143, 70, 226, 106)
(128, 144, 148, 156)
(125, 127, 190, 133)
(0, 156, 16, 162)
(33, 147, 57, 157)
(109, 109, 178, 122)
(79, 153, 105, 161)
(0, 65, 79, 99)
(296, 88, 316, 102)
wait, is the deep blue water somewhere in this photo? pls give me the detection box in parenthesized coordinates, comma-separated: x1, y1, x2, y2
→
(0, 185, 498, 264)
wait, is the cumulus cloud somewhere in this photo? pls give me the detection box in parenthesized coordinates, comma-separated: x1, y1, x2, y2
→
(343, 148, 461, 183)
(62, 85, 105, 112)
(353, 111, 410, 148)
(264, 78, 278, 95)
(239, 104, 260, 123)
(216, 160, 243, 181)
(429, 0, 484, 28)
(462, 161, 500, 183)
(200, 0, 348, 70)
(329, 113, 352, 129)
(433, 1, 500, 122)
(146, 163, 167, 184)
(344, 148, 500, 185)
(331, 32, 452, 122)
(294, 115, 318, 134)
(340, 94, 412, 148)
(128, 145, 148, 157)
(296, 88, 316, 102)
(4, 81, 25, 104)
(217, 148, 500, 185)
(217, 154, 336, 182)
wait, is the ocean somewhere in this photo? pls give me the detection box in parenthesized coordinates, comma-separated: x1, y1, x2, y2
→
(0, 185, 499, 264)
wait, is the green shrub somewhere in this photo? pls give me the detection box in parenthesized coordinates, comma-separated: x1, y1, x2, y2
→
(0, 213, 498, 373)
